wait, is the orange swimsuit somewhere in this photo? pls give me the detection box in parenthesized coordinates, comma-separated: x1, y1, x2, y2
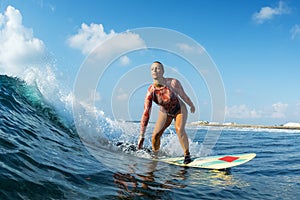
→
(140, 78, 187, 134)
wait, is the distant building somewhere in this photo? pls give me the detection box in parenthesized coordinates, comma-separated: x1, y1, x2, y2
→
(223, 122, 236, 126)
(283, 122, 300, 127)
(209, 122, 220, 125)
(190, 121, 209, 125)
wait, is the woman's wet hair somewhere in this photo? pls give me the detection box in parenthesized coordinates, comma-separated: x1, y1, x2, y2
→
(153, 61, 162, 65)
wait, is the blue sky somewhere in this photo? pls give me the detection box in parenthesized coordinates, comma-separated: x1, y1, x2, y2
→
(0, 0, 300, 125)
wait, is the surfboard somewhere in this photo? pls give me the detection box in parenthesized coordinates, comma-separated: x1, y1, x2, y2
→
(157, 153, 256, 170)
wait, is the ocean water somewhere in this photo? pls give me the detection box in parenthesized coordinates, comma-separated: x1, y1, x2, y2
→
(1, 74, 300, 200)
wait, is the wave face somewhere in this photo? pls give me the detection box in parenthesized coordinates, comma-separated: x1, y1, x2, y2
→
(0, 75, 105, 199)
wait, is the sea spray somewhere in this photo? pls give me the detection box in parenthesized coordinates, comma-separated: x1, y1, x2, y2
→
(1, 63, 205, 168)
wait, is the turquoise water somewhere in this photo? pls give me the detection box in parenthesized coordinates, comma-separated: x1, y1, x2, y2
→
(0, 75, 299, 199)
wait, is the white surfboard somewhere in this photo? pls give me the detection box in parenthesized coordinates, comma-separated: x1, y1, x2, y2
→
(157, 153, 256, 170)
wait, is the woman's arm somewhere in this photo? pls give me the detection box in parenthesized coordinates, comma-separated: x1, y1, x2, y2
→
(171, 79, 195, 113)
(138, 85, 153, 149)
(140, 85, 153, 136)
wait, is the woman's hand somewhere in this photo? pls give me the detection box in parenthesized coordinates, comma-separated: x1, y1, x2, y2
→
(137, 136, 145, 149)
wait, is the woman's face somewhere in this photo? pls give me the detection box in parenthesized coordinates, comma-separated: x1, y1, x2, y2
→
(150, 63, 164, 80)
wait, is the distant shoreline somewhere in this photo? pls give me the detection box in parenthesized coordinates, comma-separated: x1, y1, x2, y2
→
(189, 123, 300, 130)
(126, 120, 300, 130)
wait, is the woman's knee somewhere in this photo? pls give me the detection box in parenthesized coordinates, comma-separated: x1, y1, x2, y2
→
(152, 131, 163, 140)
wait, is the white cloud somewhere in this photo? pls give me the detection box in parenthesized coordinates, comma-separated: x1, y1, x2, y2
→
(293, 102, 300, 117)
(252, 1, 290, 24)
(176, 43, 204, 54)
(119, 55, 131, 66)
(271, 102, 288, 118)
(226, 105, 261, 119)
(67, 23, 146, 57)
(116, 88, 128, 101)
(67, 23, 116, 55)
(0, 6, 46, 75)
(290, 24, 300, 40)
(226, 102, 292, 121)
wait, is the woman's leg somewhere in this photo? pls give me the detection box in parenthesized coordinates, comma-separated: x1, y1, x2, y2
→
(174, 104, 190, 156)
(152, 111, 173, 152)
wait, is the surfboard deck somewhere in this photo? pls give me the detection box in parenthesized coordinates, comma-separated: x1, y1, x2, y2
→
(156, 153, 256, 170)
